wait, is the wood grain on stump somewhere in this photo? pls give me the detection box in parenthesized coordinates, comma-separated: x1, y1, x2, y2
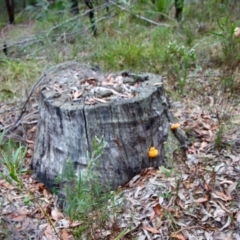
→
(32, 62, 171, 190)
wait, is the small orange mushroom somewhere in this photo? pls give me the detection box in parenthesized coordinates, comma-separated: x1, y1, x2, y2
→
(170, 123, 181, 130)
(148, 147, 159, 158)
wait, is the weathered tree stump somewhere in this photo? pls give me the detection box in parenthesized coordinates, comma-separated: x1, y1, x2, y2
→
(32, 62, 174, 191)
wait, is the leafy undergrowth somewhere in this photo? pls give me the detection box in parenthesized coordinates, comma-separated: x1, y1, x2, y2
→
(1, 0, 240, 239)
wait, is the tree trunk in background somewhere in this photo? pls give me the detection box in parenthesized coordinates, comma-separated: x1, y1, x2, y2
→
(32, 62, 173, 191)
(175, 0, 184, 21)
(5, 0, 15, 24)
(85, 0, 97, 36)
(70, 0, 79, 14)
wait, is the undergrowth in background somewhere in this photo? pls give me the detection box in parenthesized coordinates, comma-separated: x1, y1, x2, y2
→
(1, 0, 240, 101)
(164, 40, 196, 94)
(1, 0, 240, 238)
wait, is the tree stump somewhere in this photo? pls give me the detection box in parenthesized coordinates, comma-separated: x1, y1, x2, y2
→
(32, 62, 172, 191)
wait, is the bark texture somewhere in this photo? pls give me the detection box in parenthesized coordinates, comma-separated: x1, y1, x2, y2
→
(32, 63, 174, 190)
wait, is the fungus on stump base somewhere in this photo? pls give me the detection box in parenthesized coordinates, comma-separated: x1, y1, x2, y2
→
(32, 62, 170, 191)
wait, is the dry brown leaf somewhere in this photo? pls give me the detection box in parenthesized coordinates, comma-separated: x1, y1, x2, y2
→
(71, 90, 83, 101)
(61, 229, 70, 240)
(105, 74, 113, 81)
(93, 97, 107, 103)
(216, 200, 231, 214)
(153, 203, 162, 216)
(85, 98, 96, 105)
(101, 81, 114, 86)
(43, 188, 50, 198)
(28, 126, 37, 133)
(0, 180, 14, 189)
(176, 199, 185, 210)
(11, 214, 27, 221)
(194, 196, 208, 203)
(171, 233, 186, 240)
(110, 89, 128, 97)
(134, 82, 139, 88)
(202, 122, 211, 130)
(44, 223, 53, 239)
(51, 208, 64, 221)
(150, 210, 155, 220)
(220, 216, 231, 231)
(127, 174, 141, 187)
(212, 191, 232, 201)
(86, 78, 97, 86)
(19, 217, 31, 231)
(143, 226, 160, 234)
(69, 221, 82, 228)
(236, 211, 240, 222)
(26, 148, 33, 157)
(226, 182, 237, 196)
(153, 82, 163, 86)
(26, 140, 34, 144)
(204, 183, 213, 191)
(199, 142, 208, 151)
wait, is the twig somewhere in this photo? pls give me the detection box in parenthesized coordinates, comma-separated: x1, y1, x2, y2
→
(109, 0, 172, 27)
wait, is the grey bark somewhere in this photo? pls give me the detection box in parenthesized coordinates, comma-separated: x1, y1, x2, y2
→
(32, 62, 187, 191)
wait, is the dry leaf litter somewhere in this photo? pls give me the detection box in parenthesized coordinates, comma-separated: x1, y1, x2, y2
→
(1, 69, 240, 239)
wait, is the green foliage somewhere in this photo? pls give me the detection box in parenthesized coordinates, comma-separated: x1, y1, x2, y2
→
(214, 124, 225, 151)
(153, 0, 174, 19)
(55, 136, 116, 236)
(163, 40, 195, 94)
(0, 59, 43, 102)
(0, 132, 27, 186)
(159, 191, 172, 201)
(0, 132, 61, 239)
(160, 166, 174, 178)
(211, 17, 240, 93)
(92, 35, 148, 71)
(114, 228, 130, 240)
(213, 17, 240, 70)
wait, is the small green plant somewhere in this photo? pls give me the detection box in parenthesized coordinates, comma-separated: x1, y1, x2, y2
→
(159, 191, 172, 201)
(160, 166, 174, 178)
(162, 208, 179, 232)
(214, 124, 225, 151)
(0, 133, 27, 186)
(55, 136, 117, 237)
(164, 40, 196, 95)
(153, 0, 174, 20)
(23, 197, 33, 206)
(212, 17, 240, 69)
(211, 17, 240, 94)
(0, 132, 62, 239)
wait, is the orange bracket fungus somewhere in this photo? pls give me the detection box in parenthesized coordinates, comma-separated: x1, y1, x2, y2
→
(148, 147, 159, 158)
(170, 123, 180, 130)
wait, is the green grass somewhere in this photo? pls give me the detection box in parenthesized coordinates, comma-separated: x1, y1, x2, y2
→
(0, 59, 43, 101)
(2, 0, 238, 101)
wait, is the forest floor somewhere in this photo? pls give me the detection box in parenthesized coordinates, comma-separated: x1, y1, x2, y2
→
(1, 1, 240, 239)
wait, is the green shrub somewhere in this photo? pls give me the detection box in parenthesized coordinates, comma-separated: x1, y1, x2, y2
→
(163, 40, 196, 94)
(55, 136, 118, 237)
